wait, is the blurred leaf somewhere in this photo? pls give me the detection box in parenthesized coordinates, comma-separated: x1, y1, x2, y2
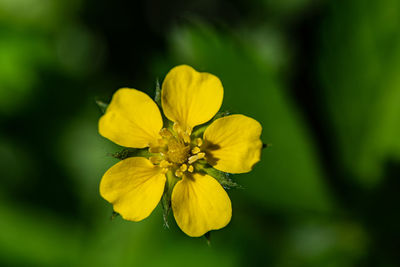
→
(0, 30, 51, 114)
(80, 207, 239, 267)
(277, 220, 368, 267)
(154, 24, 333, 212)
(56, 24, 105, 76)
(0, 0, 81, 30)
(0, 199, 82, 266)
(58, 104, 119, 217)
(318, 0, 400, 186)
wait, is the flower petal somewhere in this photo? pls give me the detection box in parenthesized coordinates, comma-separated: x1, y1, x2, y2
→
(161, 65, 223, 133)
(99, 88, 163, 148)
(171, 173, 232, 237)
(100, 157, 166, 221)
(203, 114, 262, 173)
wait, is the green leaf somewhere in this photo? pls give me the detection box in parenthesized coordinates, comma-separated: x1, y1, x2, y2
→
(318, 0, 400, 187)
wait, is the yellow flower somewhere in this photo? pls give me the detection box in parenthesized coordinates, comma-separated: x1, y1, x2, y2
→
(99, 65, 262, 237)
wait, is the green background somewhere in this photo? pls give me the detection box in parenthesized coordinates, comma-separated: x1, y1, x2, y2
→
(1, 0, 399, 266)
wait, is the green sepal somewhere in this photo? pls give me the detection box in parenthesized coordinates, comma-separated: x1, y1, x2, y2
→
(153, 79, 176, 131)
(190, 124, 208, 139)
(204, 232, 211, 246)
(110, 148, 154, 160)
(191, 110, 231, 139)
(111, 211, 119, 220)
(95, 99, 109, 114)
(195, 162, 241, 190)
(212, 110, 231, 120)
(154, 79, 161, 107)
(161, 171, 180, 228)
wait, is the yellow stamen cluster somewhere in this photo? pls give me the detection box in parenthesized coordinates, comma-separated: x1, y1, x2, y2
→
(149, 124, 204, 177)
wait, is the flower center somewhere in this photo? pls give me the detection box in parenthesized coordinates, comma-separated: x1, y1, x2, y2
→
(166, 140, 190, 164)
(148, 124, 205, 177)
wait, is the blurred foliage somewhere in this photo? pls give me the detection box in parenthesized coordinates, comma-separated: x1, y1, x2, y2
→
(318, 0, 400, 187)
(0, 0, 399, 266)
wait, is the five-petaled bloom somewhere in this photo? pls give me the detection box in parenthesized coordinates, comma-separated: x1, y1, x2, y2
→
(99, 65, 262, 237)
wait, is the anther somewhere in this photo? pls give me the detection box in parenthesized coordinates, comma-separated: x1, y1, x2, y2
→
(160, 160, 172, 168)
(175, 170, 183, 177)
(196, 138, 203, 146)
(197, 152, 205, 159)
(188, 155, 198, 164)
(191, 147, 200, 154)
(180, 164, 188, 172)
(182, 132, 191, 144)
(188, 165, 194, 172)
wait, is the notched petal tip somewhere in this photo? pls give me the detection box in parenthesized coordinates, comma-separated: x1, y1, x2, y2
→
(171, 173, 232, 237)
(161, 65, 224, 134)
(98, 88, 163, 148)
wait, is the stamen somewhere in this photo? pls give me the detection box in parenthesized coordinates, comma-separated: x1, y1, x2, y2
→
(173, 123, 191, 144)
(191, 147, 200, 154)
(197, 152, 205, 159)
(188, 165, 194, 172)
(182, 132, 191, 144)
(180, 164, 188, 172)
(160, 160, 172, 168)
(196, 138, 203, 146)
(188, 155, 198, 164)
(175, 170, 183, 177)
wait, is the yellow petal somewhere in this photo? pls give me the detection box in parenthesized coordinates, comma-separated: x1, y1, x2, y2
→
(161, 65, 223, 134)
(171, 173, 232, 237)
(99, 88, 163, 148)
(203, 114, 262, 173)
(100, 157, 166, 221)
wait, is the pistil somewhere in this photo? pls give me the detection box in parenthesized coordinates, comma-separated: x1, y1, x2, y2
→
(148, 126, 205, 178)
